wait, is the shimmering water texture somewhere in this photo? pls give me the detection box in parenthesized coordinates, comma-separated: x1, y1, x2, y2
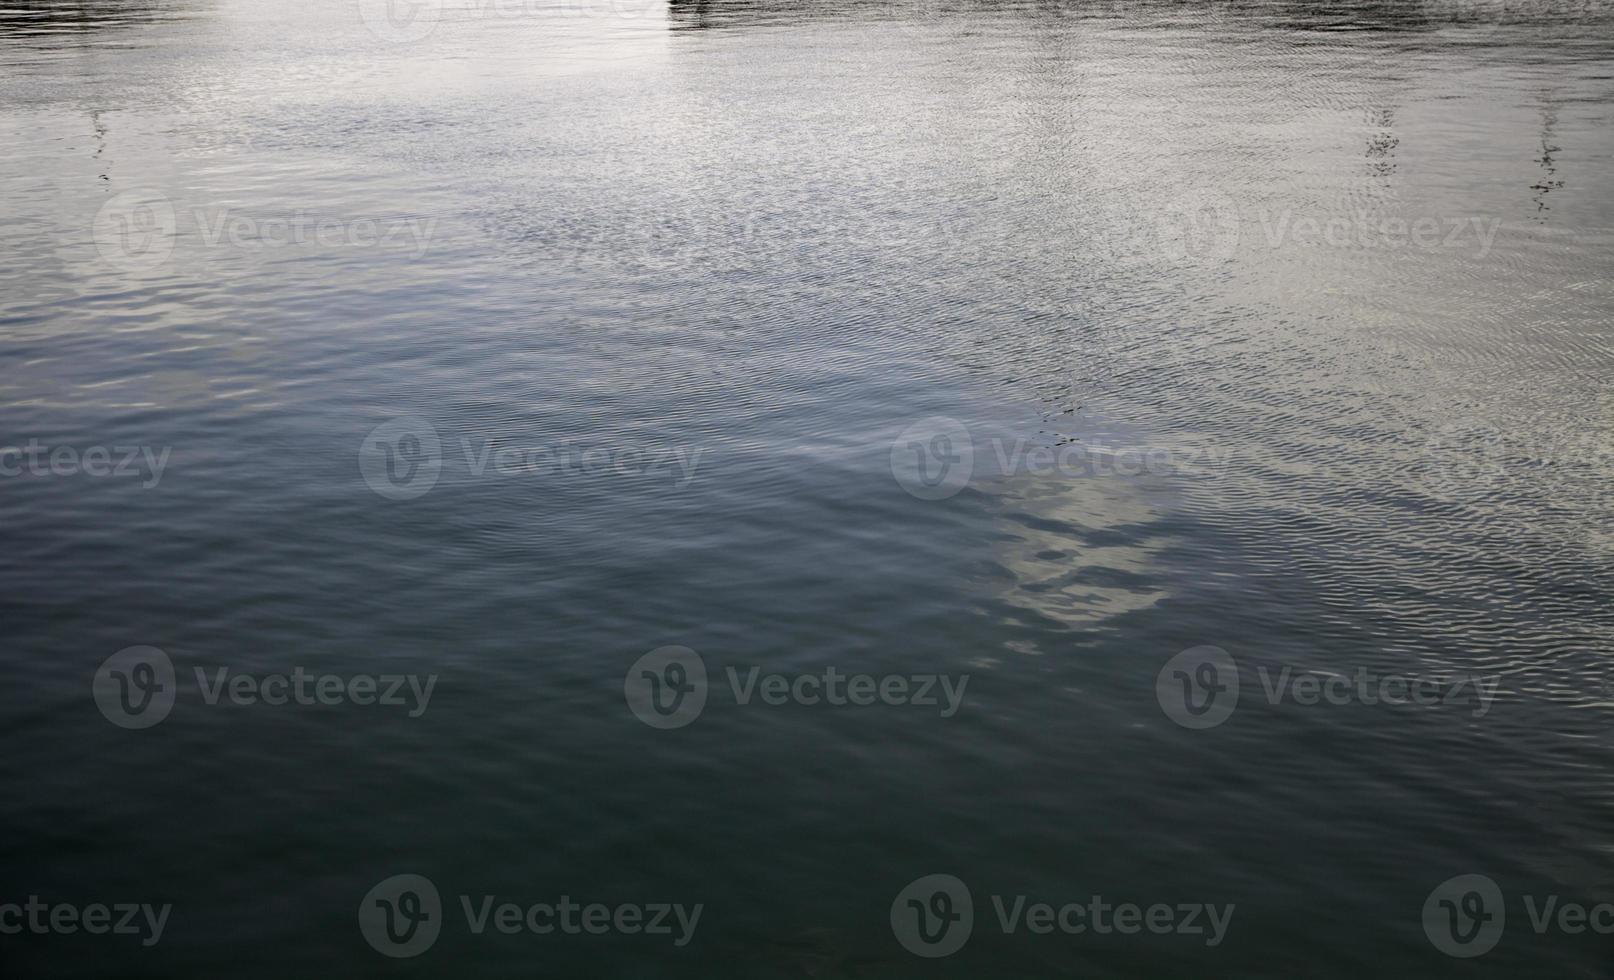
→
(1, 1, 1612, 977)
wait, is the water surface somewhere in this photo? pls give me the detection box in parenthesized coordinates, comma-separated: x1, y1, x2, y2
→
(2, 0, 1612, 976)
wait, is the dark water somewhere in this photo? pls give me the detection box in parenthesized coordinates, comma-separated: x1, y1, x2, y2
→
(2, 0, 1613, 976)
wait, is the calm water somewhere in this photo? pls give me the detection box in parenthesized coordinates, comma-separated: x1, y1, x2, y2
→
(2, 0, 1613, 975)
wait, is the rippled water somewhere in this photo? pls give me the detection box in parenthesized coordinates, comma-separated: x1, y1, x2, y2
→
(2, 0, 1612, 976)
